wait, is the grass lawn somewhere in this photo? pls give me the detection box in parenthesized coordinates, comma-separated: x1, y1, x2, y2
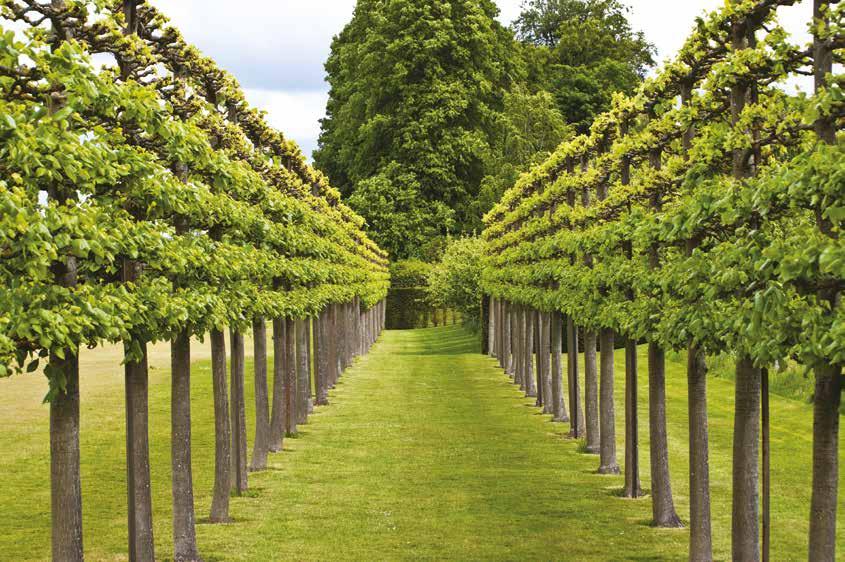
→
(0, 325, 841, 560)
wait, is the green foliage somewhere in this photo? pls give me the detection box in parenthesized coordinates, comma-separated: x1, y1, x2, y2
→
(513, 0, 655, 132)
(315, 0, 521, 256)
(348, 163, 454, 260)
(482, 1, 844, 376)
(389, 259, 432, 289)
(0, 2, 390, 389)
(426, 236, 485, 325)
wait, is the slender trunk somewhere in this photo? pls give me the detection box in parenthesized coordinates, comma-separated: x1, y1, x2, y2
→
(624, 339, 642, 497)
(296, 318, 310, 425)
(314, 310, 329, 406)
(539, 311, 553, 415)
(688, 344, 713, 560)
(515, 305, 524, 388)
(285, 318, 298, 436)
(567, 317, 585, 438)
(584, 330, 599, 453)
(209, 329, 231, 523)
(598, 328, 619, 474)
(732, 356, 760, 562)
(229, 330, 248, 494)
(524, 308, 536, 397)
(809, 364, 841, 561)
(648, 344, 681, 525)
(761, 368, 769, 562)
(251, 319, 271, 471)
(269, 318, 286, 452)
(534, 310, 543, 407)
(125, 342, 155, 561)
(50, 346, 83, 562)
(171, 330, 200, 561)
(49, 253, 83, 561)
(550, 312, 569, 423)
(485, 296, 493, 357)
(305, 317, 314, 418)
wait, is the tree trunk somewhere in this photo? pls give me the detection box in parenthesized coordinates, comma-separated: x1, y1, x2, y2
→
(550, 312, 569, 423)
(567, 317, 585, 438)
(524, 308, 536, 398)
(170, 330, 200, 561)
(209, 329, 231, 523)
(50, 345, 83, 562)
(598, 328, 619, 474)
(809, 363, 841, 561)
(687, 343, 712, 560)
(534, 309, 543, 407)
(296, 318, 310, 425)
(648, 344, 681, 525)
(285, 318, 298, 436)
(269, 318, 286, 452)
(584, 330, 599, 454)
(732, 356, 760, 562)
(538, 311, 553, 415)
(251, 319, 271, 471)
(484, 296, 493, 356)
(505, 303, 514, 378)
(624, 339, 642, 497)
(314, 310, 329, 406)
(229, 330, 248, 495)
(306, 317, 314, 413)
(125, 341, 155, 561)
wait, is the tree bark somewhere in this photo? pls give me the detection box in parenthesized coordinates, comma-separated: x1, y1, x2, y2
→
(524, 308, 536, 397)
(687, 343, 712, 560)
(567, 317, 585, 438)
(305, 317, 314, 414)
(125, 341, 155, 561)
(538, 311, 553, 415)
(550, 312, 569, 423)
(48, 251, 83, 561)
(285, 318, 298, 436)
(732, 356, 760, 562)
(170, 330, 200, 561)
(809, 363, 841, 561)
(250, 319, 271, 471)
(269, 318, 286, 452)
(598, 328, 619, 474)
(229, 330, 248, 495)
(314, 310, 329, 406)
(648, 344, 681, 525)
(624, 339, 642, 497)
(584, 330, 599, 454)
(296, 318, 310, 425)
(209, 329, 231, 523)
(534, 309, 543, 407)
(50, 345, 83, 562)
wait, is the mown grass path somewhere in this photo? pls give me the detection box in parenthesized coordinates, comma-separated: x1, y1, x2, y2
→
(1, 326, 842, 560)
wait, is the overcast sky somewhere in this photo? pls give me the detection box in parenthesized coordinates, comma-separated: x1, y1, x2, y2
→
(148, 0, 813, 160)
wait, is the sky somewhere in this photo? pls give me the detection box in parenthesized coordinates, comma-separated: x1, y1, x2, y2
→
(148, 0, 814, 160)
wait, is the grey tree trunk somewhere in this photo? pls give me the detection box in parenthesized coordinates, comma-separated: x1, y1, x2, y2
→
(598, 328, 619, 474)
(538, 312, 553, 414)
(809, 363, 841, 561)
(285, 318, 298, 436)
(296, 318, 310, 425)
(732, 356, 760, 562)
(524, 308, 536, 397)
(171, 330, 200, 561)
(687, 344, 712, 560)
(269, 318, 286, 452)
(648, 344, 681, 525)
(48, 253, 83, 562)
(314, 310, 329, 406)
(584, 330, 599, 454)
(125, 340, 155, 561)
(567, 317, 585, 438)
(209, 329, 231, 523)
(305, 317, 314, 413)
(251, 319, 271, 471)
(624, 340, 642, 497)
(550, 312, 569, 423)
(229, 330, 248, 495)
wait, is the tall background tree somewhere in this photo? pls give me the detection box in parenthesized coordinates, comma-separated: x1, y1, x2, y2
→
(316, 0, 653, 258)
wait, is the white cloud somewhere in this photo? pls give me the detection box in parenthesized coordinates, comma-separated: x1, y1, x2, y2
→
(243, 88, 328, 158)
